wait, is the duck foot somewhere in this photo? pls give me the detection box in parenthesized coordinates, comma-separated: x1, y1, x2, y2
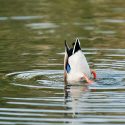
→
(83, 74, 94, 84)
(91, 69, 97, 79)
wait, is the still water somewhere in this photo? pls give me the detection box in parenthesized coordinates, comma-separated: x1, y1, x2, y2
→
(0, 0, 125, 124)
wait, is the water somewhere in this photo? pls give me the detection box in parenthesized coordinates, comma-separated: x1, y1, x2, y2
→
(0, 0, 125, 124)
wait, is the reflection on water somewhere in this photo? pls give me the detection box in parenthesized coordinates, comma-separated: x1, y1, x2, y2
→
(64, 84, 89, 118)
(1, 0, 125, 124)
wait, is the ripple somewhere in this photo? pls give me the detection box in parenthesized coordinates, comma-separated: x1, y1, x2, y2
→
(6, 70, 64, 89)
(4, 66, 125, 125)
(95, 30, 116, 34)
(3, 97, 63, 101)
(10, 16, 44, 20)
(0, 16, 44, 21)
(26, 23, 59, 29)
(6, 69, 125, 90)
(6, 70, 63, 80)
(0, 112, 46, 116)
(0, 17, 8, 21)
(104, 19, 125, 23)
(7, 101, 65, 107)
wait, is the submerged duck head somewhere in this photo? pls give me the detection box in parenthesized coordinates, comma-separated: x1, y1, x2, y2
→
(64, 38, 92, 83)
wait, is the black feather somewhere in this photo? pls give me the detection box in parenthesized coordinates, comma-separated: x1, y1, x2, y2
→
(73, 39, 81, 54)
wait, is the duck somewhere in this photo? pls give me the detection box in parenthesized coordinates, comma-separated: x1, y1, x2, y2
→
(64, 38, 96, 83)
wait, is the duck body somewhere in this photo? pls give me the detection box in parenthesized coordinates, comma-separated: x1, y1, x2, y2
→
(64, 38, 94, 83)
(67, 50, 91, 82)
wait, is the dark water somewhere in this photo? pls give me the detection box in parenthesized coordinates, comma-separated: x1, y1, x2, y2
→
(0, 0, 125, 124)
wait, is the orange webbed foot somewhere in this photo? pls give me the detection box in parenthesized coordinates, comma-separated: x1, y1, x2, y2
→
(91, 69, 97, 79)
(83, 74, 94, 84)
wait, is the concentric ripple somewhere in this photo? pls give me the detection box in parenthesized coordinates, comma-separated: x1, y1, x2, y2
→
(0, 68, 125, 124)
(5, 69, 125, 90)
(6, 70, 64, 89)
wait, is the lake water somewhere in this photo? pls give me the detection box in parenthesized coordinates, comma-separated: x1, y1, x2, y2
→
(0, 0, 125, 124)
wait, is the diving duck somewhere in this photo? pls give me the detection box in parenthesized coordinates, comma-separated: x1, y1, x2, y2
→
(64, 38, 96, 83)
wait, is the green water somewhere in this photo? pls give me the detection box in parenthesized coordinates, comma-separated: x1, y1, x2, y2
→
(0, 0, 125, 124)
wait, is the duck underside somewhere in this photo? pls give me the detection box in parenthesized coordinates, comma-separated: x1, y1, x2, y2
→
(66, 51, 91, 83)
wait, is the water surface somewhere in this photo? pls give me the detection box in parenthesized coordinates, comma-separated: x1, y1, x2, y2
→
(0, 0, 125, 124)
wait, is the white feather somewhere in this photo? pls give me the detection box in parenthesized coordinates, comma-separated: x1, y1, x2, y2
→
(67, 50, 91, 82)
